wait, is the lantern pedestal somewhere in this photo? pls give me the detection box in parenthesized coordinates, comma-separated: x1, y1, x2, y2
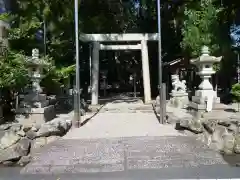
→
(169, 92, 189, 109)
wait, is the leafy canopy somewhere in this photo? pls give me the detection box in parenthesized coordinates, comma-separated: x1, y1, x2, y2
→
(231, 83, 240, 102)
(0, 49, 28, 89)
(181, 0, 222, 56)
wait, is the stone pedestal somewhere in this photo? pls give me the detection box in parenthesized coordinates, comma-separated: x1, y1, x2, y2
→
(16, 106, 55, 126)
(189, 90, 221, 111)
(16, 93, 55, 126)
(169, 92, 189, 109)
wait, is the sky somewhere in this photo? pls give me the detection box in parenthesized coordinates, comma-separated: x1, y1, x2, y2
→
(0, 0, 6, 14)
(230, 24, 240, 48)
(0, 0, 10, 14)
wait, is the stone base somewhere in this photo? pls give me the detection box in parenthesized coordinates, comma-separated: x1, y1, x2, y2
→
(15, 105, 56, 126)
(192, 95, 220, 105)
(21, 93, 47, 102)
(188, 100, 227, 118)
(169, 93, 189, 109)
(18, 99, 50, 111)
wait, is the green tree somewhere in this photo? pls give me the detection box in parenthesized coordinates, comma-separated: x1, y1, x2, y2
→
(231, 83, 240, 111)
(181, 0, 223, 57)
(0, 49, 28, 90)
(8, 0, 78, 90)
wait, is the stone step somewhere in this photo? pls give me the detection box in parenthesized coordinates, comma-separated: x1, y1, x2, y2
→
(89, 104, 154, 113)
(22, 136, 227, 174)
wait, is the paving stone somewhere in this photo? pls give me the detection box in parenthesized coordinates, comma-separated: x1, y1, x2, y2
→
(20, 101, 240, 175)
(22, 136, 227, 174)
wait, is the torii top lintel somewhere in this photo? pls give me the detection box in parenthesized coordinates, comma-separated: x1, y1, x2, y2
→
(79, 33, 159, 42)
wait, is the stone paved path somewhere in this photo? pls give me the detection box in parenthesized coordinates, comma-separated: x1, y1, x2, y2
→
(22, 136, 227, 174)
(21, 101, 235, 176)
(64, 113, 184, 139)
(63, 100, 185, 139)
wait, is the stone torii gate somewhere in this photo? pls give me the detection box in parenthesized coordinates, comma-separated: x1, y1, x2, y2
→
(79, 33, 158, 105)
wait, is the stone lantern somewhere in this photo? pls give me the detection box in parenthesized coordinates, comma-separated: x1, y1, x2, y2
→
(15, 49, 55, 125)
(189, 46, 222, 112)
(27, 49, 44, 95)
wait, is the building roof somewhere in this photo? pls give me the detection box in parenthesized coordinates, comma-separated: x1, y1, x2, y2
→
(163, 58, 183, 66)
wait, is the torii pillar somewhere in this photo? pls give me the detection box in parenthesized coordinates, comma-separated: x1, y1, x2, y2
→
(91, 42, 100, 105)
(141, 40, 151, 103)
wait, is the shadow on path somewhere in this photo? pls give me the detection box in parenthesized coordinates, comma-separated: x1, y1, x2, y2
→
(221, 154, 240, 166)
(80, 104, 106, 127)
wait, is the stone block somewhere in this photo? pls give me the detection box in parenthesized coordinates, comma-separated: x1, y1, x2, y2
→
(18, 101, 49, 109)
(188, 101, 206, 111)
(188, 100, 227, 112)
(0, 131, 21, 149)
(16, 107, 32, 114)
(191, 95, 206, 104)
(16, 105, 56, 127)
(31, 100, 49, 108)
(48, 95, 57, 105)
(202, 119, 218, 134)
(15, 114, 26, 123)
(19, 94, 25, 99)
(30, 105, 55, 125)
(10, 124, 22, 132)
(222, 133, 235, 154)
(170, 92, 188, 97)
(43, 105, 56, 121)
(24, 94, 47, 102)
(169, 95, 189, 108)
(234, 134, 240, 154)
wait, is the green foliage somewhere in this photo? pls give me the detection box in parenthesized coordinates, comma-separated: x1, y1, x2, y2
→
(231, 83, 240, 102)
(3, 0, 239, 95)
(55, 65, 75, 80)
(46, 64, 75, 83)
(6, 0, 78, 91)
(41, 64, 75, 94)
(213, 63, 220, 72)
(181, 0, 223, 56)
(231, 83, 240, 111)
(0, 49, 28, 89)
(0, 13, 11, 21)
